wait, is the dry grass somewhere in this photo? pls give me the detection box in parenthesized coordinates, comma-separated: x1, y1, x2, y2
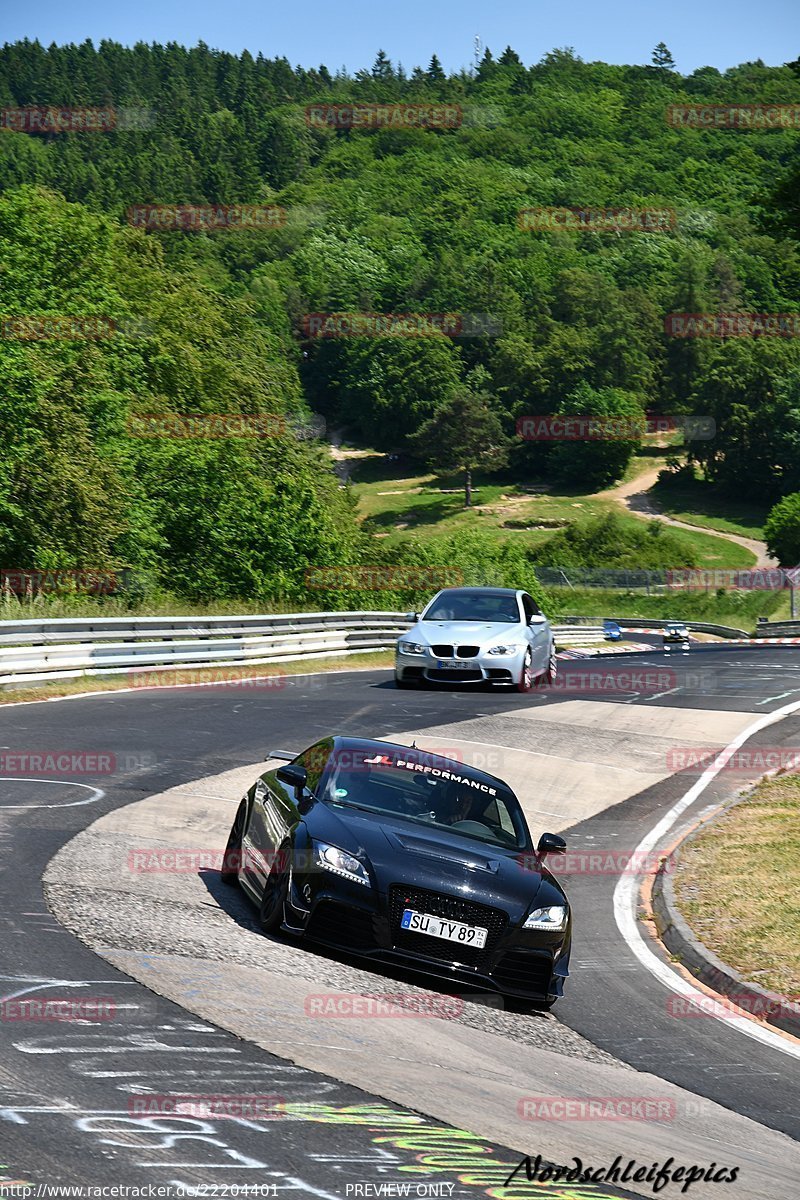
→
(0, 651, 395, 705)
(673, 775, 800, 996)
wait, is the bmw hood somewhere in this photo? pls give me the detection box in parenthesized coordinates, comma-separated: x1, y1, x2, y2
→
(405, 620, 523, 644)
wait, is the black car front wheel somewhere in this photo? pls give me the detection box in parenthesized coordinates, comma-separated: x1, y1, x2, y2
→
(220, 799, 247, 886)
(259, 845, 290, 933)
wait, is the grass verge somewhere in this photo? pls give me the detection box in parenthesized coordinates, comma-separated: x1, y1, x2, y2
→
(673, 774, 800, 996)
(352, 459, 756, 568)
(0, 650, 395, 705)
(652, 477, 769, 540)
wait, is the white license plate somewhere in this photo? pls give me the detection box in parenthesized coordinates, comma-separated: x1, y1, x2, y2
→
(401, 908, 487, 949)
(436, 659, 475, 670)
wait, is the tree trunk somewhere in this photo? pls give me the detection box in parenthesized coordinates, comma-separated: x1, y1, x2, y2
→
(464, 467, 472, 508)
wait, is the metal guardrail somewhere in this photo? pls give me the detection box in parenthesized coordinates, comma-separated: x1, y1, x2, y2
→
(752, 621, 800, 638)
(551, 625, 605, 645)
(0, 608, 761, 689)
(558, 616, 750, 639)
(0, 612, 607, 687)
(0, 611, 410, 687)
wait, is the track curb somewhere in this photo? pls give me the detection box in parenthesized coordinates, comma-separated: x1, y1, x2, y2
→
(651, 792, 800, 1039)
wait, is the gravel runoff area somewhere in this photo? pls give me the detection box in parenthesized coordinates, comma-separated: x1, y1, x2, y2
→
(44, 776, 619, 1067)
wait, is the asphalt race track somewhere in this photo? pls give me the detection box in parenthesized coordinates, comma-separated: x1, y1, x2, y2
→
(2, 643, 800, 1199)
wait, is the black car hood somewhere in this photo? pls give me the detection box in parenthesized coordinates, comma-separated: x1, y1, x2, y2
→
(304, 801, 564, 916)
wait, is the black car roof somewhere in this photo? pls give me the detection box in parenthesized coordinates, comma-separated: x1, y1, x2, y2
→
(329, 735, 514, 793)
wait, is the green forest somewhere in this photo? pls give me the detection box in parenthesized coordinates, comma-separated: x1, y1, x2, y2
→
(2, 39, 800, 607)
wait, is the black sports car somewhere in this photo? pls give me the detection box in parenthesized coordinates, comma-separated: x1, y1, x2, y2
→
(221, 736, 571, 1006)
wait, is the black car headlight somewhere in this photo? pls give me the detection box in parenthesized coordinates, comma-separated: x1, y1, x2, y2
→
(314, 841, 372, 888)
(523, 904, 568, 931)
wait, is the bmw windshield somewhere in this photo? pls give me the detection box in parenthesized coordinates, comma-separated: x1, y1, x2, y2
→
(422, 590, 522, 623)
(320, 751, 529, 850)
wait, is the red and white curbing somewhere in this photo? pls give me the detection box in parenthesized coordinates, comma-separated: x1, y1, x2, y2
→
(558, 642, 654, 659)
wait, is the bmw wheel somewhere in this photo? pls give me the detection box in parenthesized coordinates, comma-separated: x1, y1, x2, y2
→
(515, 649, 533, 693)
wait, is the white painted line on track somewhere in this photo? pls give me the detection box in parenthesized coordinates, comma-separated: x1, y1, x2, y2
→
(0, 778, 104, 809)
(613, 696, 800, 1059)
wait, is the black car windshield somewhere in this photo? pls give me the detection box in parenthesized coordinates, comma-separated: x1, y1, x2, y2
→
(423, 591, 520, 623)
(321, 751, 529, 850)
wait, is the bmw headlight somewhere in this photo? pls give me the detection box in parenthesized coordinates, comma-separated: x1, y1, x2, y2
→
(399, 641, 426, 655)
(314, 841, 371, 887)
(487, 643, 523, 656)
(523, 904, 567, 931)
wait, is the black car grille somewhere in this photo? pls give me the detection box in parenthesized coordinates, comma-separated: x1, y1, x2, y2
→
(457, 645, 480, 658)
(306, 901, 376, 951)
(389, 885, 507, 970)
(493, 949, 554, 997)
(431, 644, 453, 657)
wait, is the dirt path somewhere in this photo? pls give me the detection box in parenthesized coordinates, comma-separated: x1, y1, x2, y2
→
(328, 430, 377, 483)
(597, 465, 774, 567)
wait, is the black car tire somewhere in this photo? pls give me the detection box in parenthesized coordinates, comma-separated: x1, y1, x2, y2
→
(259, 845, 290, 933)
(543, 644, 557, 686)
(220, 799, 247, 886)
(395, 674, 417, 689)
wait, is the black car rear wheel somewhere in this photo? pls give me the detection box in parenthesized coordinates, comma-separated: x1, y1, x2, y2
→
(220, 799, 247, 886)
(259, 845, 290, 933)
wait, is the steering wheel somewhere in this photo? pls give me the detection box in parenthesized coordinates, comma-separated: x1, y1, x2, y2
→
(449, 819, 493, 837)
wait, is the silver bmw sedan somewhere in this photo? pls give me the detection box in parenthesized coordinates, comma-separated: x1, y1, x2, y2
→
(395, 586, 556, 692)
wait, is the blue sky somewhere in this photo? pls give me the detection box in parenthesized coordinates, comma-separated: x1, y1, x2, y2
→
(4, 0, 799, 77)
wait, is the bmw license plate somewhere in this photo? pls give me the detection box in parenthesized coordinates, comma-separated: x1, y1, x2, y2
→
(401, 908, 487, 949)
(436, 659, 474, 670)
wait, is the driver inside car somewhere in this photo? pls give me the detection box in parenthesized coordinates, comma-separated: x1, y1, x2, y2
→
(448, 790, 480, 825)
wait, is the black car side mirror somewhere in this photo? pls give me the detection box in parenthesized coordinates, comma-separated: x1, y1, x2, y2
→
(537, 832, 567, 857)
(404, 611, 419, 622)
(277, 763, 308, 799)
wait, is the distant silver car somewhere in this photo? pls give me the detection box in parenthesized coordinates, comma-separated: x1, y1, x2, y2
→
(662, 622, 690, 646)
(395, 586, 556, 692)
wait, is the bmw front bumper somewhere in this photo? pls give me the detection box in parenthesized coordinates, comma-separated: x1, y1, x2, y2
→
(395, 645, 528, 686)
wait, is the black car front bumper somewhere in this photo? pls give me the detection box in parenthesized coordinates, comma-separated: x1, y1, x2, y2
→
(286, 877, 570, 1002)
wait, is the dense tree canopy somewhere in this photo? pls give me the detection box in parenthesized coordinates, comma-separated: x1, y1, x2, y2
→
(2, 40, 800, 599)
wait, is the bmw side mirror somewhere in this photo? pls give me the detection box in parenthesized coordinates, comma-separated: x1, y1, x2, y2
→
(405, 611, 419, 622)
(277, 763, 308, 799)
(537, 832, 567, 857)
(529, 614, 546, 625)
